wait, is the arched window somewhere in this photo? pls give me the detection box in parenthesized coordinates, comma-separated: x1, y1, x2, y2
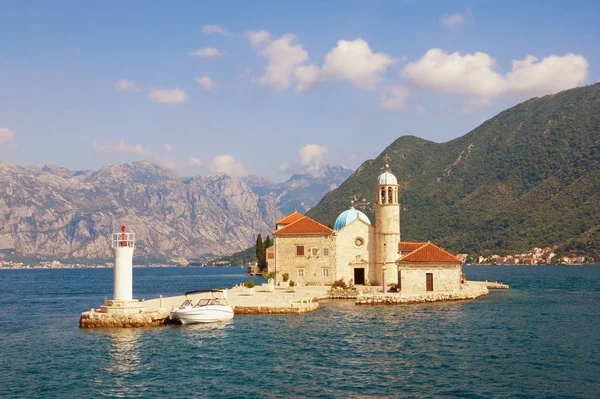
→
(388, 187, 393, 204)
(380, 188, 386, 204)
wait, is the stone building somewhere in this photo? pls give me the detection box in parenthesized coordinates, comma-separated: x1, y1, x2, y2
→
(268, 161, 464, 293)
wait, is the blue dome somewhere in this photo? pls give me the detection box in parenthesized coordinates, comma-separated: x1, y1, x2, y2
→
(334, 208, 371, 232)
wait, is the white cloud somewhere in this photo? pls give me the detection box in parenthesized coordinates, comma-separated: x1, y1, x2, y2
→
(0, 128, 16, 144)
(381, 85, 411, 110)
(402, 49, 589, 106)
(153, 155, 202, 170)
(115, 79, 137, 91)
(93, 139, 152, 156)
(163, 143, 172, 152)
(195, 76, 217, 90)
(441, 9, 471, 28)
(190, 47, 223, 57)
(259, 34, 309, 90)
(298, 144, 329, 177)
(255, 35, 393, 92)
(320, 38, 394, 90)
(294, 64, 321, 92)
(245, 30, 271, 46)
(416, 105, 426, 114)
(210, 154, 248, 177)
(185, 157, 202, 168)
(505, 54, 589, 96)
(148, 89, 189, 104)
(201, 24, 231, 36)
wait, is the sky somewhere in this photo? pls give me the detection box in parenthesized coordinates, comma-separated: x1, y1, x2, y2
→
(1, 0, 599, 181)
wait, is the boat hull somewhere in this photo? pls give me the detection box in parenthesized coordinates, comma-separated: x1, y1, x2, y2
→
(171, 305, 234, 324)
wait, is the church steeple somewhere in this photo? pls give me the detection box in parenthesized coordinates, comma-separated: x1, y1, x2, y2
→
(374, 154, 401, 291)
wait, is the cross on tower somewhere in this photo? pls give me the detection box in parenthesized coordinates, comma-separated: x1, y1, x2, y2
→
(383, 153, 392, 171)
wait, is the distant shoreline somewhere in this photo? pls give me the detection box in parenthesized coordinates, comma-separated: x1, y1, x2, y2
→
(0, 264, 247, 270)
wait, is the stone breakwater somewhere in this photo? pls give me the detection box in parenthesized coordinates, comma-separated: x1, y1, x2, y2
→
(234, 303, 319, 315)
(356, 288, 489, 306)
(79, 308, 170, 328)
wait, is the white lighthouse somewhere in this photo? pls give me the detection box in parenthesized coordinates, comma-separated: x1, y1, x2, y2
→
(98, 224, 144, 315)
(112, 224, 135, 301)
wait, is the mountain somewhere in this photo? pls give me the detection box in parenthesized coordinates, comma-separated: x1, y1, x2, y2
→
(0, 161, 283, 263)
(244, 164, 353, 215)
(307, 83, 600, 258)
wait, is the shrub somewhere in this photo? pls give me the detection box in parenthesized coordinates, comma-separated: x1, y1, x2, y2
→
(282, 273, 290, 282)
(365, 279, 371, 287)
(244, 280, 256, 289)
(289, 280, 295, 287)
(331, 278, 347, 289)
(262, 270, 277, 280)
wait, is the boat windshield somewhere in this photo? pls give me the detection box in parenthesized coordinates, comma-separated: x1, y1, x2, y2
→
(195, 298, 226, 307)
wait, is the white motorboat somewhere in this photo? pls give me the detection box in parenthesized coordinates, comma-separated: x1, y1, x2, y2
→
(169, 290, 234, 324)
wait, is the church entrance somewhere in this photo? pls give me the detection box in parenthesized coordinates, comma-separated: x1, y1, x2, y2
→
(354, 268, 365, 285)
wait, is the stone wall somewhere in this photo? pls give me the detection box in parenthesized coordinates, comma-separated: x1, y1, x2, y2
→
(356, 288, 488, 305)
(334, 219, 376, 283)
(79, 308, 170, 328)
(274, 234, 336, 285)
(398, 264, 462, 293)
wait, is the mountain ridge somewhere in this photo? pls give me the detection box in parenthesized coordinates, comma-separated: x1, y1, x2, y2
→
(307, 83, 600, 258)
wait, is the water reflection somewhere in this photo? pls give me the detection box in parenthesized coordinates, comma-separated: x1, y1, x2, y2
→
(100, 329, 145, 398)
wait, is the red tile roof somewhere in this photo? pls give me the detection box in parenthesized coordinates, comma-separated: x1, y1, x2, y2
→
(397, 242, 462, 263)
(275, 211, 304, 226)
(398, 242, 428, 252)
(273, 216, 333, 236)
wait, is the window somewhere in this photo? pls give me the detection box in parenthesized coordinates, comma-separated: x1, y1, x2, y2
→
(354, 237, 365, 248)
(297, 268, 305, 277)
(322, 268, 330, 277)
(296, 245, 305, 256)
(323, 248, 330, 256)
(311, 248, 318, 256)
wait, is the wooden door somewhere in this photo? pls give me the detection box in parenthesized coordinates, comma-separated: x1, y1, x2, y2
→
(426, 273, 434, 291)
(354, 268, 365, 285)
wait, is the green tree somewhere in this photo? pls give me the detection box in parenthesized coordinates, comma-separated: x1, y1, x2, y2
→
(264, 235, 272, 249)
(256, 234, 267, 271)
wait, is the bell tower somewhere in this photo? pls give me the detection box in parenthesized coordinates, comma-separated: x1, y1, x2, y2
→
(375, 154, 400, 292)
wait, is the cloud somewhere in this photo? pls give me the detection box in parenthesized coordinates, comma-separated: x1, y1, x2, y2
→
(245, 30, 271, 46)
(93, 139, 152, 156)
(190, 47, 223, 57)
(210, 154, 248, 177)
(320, 38, 394, 90)
(163, 143, 172, 152)
(381, 85, 411, 110)
(195, 76, 217, 90)
(259, 34, 309, 90)
(148, 89, 189, 104)
(416, 105, 426, 114)
(0, 128, 16, 144)
(441, 9, 471, 28)
(185, 157, 202, 168)
(153, 155, 202, 170)
(298, 144, 329, 177)
(255, 35, 393, 92)
(201, 24, 231, 36)
(402, 48, 588, 106)
(115, 79, 137, 91)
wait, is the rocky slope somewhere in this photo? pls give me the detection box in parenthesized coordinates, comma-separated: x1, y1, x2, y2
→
(243, 165, 352, 215)
(0, 161, 282, 262)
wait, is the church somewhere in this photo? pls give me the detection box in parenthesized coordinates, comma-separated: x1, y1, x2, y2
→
(266, 161, 464, 293)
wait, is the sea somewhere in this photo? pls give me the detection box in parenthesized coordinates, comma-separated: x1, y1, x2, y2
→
(0, 265, 599, 398)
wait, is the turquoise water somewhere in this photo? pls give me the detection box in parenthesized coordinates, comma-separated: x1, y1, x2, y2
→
(1, 266, 599, 398)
